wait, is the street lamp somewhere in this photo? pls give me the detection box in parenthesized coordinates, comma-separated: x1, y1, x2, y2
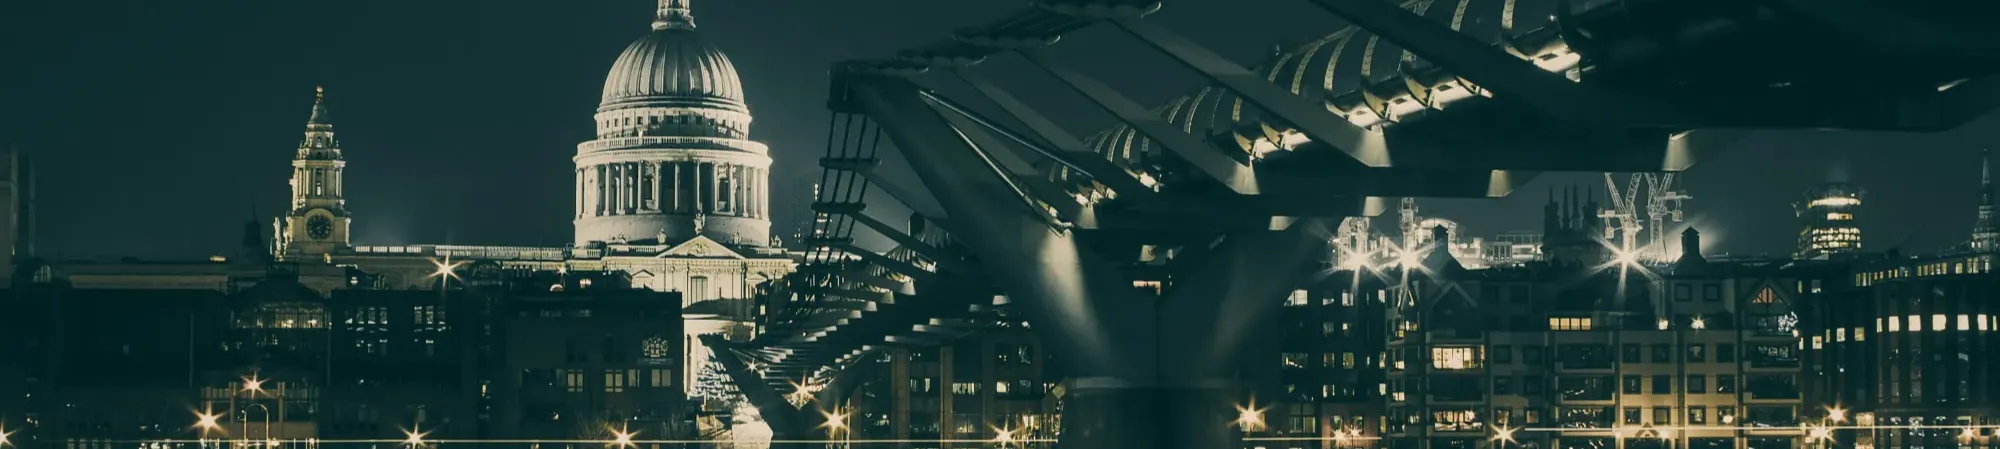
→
(993, 426, 1018, 448)
(195, 409, 223, 446)
(242, 404, 272, 447)
(1235, 403, 1265, 433)
(403, 427, 428, 448)
(1807, 423, 1834, 449)
(242, 375, 266, 395)
(819, 409, 849, 449)
(1492, 426, 1518, 449)
(610, 425, 636, 449)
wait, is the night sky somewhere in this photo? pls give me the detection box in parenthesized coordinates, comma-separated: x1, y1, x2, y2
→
(2, 0, 1989, 260)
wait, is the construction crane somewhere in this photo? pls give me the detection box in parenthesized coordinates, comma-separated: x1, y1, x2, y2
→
(1599, 174, 1644, 258)
(1599, 173, 1692, 263)
(1645, 174, 1692, 262)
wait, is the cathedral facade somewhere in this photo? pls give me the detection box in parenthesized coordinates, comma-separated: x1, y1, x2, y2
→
(268, 0, 794, 404)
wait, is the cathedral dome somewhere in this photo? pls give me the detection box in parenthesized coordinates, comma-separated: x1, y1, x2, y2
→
(598, 0, 745, 114)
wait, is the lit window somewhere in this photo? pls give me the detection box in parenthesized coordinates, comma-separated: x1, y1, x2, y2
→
(1855, 328, 1866, 342)
(1889, 317, 1901, 332)
(1909, 315, 1922, 332)
(1286, 289, 1309, 306)
(1811, 336, 1823, 350)
(1876, 317, 1883, 332)
(1836, 328, 1846, 342)
(1752, 288, 1778, 304)
(1980, 314, 1992, 331)
(1431, 347, 1481, 370)
(1550, 317, 1593, 331)
(1933, 314, 1947, 331)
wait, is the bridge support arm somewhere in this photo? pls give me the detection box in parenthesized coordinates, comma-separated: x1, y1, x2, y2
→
(1016, 48, 1262, 194)
(699, 335, 809, 440)
(1109, 17, 1391, 167)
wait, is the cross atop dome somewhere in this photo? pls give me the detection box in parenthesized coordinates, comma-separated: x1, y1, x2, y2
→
(654, 0, 695, 30)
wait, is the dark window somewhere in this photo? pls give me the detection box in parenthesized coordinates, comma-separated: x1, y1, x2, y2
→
(1524, 375, 1544, 395)
(1559, 344, 1612, 369)
(1653, 406, 1673, 425)
(1687, 344, 1706, 363)
(1494, 376, 1515, 395)
(1652, 375, 1673, 394)
(1717, 344, 1736, 363)
(1622, 375, 1642, 394)
(1702, 285, 1722, 302)
(1622, 344, 1642, 363)
(1494, 346, 1513, 364)
(1523, 346, 1544, 364)
(1675, 284, 1692, 302)
(1652, 344, 1673, 363)
(1557, 376, 1615, 401)
(1624, 407, 1642, 425)
(1687, 375, 1707, 394)
(1716, 375, 1736, 393)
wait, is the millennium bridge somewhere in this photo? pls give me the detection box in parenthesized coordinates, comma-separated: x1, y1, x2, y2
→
(705, 1, 2000, 448)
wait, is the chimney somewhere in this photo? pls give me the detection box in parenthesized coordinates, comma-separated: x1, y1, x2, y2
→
(1673, 227, 1709, 275)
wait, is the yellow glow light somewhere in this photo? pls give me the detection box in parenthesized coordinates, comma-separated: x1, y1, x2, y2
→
(1492, 426, 1517, 444)
(1827, 406, 1847, 423)
(429, 256, 464, 280)
(1236, 404, 1265, 430)
(195, 410, 222, 430)
(242, 375, 265, 393)
(403, 427, 428, 447)
(1807, 424, 1834, 442)
(1, 426, 12, 447)
(611, 426, 636, 448)
(993, 426, 1017, 444)
(820, 409, 847, 430)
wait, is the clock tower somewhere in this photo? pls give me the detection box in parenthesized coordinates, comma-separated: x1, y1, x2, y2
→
(280, 86, 352, 257)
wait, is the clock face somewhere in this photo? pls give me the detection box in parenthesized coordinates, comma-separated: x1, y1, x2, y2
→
(306, 215, 334, 240)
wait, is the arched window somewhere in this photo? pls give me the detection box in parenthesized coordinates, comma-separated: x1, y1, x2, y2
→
(717, 176, 733, 213)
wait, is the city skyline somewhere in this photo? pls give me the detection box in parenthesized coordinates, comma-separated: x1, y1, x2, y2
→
(2, 0, 1996, 259)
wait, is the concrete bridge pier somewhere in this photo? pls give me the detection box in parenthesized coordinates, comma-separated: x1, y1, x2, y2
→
(840, 71, 1332, 449)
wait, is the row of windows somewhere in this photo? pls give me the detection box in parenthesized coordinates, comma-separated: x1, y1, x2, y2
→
(520, 368, 672, 392)
(1875, 314, 1997, 333)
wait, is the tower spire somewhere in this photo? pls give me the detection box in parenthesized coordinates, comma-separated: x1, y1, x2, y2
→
(1973, 149, 1997, 251)
(307, 85, 332, 129)
(653, 0, 695, 30)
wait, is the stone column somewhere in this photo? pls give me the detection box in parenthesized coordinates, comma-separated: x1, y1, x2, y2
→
(652, 161, 664, 213)
(595, 165, 607, 216)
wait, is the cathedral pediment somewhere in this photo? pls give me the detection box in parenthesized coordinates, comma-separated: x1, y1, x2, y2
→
(658, 236, 745, 259)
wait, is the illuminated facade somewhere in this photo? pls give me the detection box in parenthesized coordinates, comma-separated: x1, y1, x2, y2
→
(834, 323, 1059, 449)
(1794, 184, 1864, 260)
(0, 265, 694, 448)
(255, 0, 799, 426)
(1807, 257, 2000, 449)
(1375, 232, 1812, 449)
(275, 87, 351, 257)
(1266, 275, 1394, 448)
(574, 0, 771, 247)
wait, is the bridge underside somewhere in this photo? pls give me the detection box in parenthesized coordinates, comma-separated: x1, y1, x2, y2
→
(740, 0, 2000, 448)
